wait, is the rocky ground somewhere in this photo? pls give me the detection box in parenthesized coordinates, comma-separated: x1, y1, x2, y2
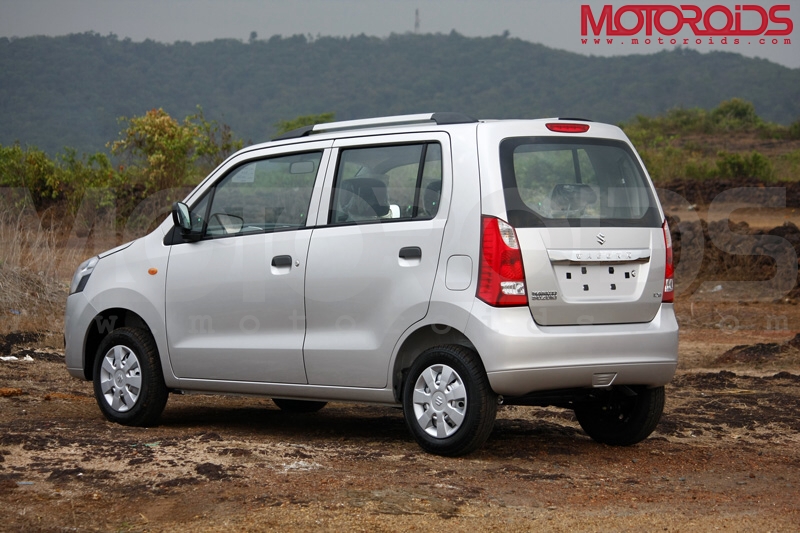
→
(2, 193, 800, 531)
(1, 299, 799, 532)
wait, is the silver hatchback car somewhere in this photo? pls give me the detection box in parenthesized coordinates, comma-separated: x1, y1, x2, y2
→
(65, 113, 678, 456)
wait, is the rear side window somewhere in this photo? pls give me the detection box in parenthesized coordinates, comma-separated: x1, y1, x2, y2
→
(329, 143, 442, 224)
(500, 137, 660, 228)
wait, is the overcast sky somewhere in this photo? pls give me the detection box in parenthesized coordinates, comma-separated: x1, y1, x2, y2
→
(1, 0, 797, 68)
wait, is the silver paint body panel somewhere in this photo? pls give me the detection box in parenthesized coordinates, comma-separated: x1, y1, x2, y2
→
(65, 118, 678, 405)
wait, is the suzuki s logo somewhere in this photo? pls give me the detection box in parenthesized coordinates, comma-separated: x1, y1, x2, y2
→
(596, 233, 606, 245)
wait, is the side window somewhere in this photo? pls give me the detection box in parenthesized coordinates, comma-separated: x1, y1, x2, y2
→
(198, 151, 322, 237)
(329, 143, 442, 224)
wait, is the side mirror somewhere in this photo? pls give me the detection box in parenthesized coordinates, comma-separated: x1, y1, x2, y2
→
(171, 201, 205, 243)
(172, 202, 193, 233)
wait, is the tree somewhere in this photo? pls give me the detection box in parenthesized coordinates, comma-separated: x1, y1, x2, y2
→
(110, 107, 242, 193)
(110, 108, 197, 192)
(0, 143, 58, 204)
(190, 108, 244, 174)
(274, 113, 336, 136)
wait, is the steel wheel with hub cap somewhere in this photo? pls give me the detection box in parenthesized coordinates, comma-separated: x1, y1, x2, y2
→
(402, 345, 497, 456)
(93, 327, 168, 426)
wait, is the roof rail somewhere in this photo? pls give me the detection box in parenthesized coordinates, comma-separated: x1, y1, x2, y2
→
(272, 112, 478, 141)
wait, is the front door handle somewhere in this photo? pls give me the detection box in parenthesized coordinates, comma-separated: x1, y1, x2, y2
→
(271, 255, 292, 268)
(399, 247, 422, 260)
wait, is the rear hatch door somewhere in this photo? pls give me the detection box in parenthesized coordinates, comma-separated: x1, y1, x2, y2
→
(498, 133, 666, 326)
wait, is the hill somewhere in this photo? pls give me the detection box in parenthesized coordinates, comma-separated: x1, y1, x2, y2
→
(1, 32, 799, 156)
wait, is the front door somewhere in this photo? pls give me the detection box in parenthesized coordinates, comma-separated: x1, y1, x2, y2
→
(165, 147, 329, 383)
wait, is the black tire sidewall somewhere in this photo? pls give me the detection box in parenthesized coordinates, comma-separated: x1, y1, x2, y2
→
(575, 386, 665, 446)
(272, 399, 328, 413)
(92, 327, 167, 426)
(402, 345, 496, 456)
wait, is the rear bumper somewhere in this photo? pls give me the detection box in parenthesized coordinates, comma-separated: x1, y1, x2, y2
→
(465, 301, 679, 397)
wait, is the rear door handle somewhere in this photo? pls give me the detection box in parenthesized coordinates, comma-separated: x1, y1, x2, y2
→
(271, 255, 292, 268)
(399, 247, 422, 260)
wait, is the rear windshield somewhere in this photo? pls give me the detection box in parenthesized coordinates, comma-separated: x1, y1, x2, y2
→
(500, 137, 661, 228)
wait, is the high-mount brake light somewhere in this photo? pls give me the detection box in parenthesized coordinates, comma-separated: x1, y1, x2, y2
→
(546, 123, 590, 133)
(662, 220, 674, 303)
(477, 216, 528, 307)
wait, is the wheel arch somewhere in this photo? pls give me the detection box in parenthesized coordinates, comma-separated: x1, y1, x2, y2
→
(391, 323, 476, 402)
(82, 308, 152, 381)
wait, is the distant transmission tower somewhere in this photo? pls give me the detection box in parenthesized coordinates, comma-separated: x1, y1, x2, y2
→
(415, 8, 420, 33)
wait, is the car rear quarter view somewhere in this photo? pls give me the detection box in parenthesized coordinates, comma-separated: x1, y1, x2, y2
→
(65, 113, 678, 456)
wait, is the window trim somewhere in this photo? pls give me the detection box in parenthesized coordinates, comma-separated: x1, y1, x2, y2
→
(190, 149, 326, 241)
(326, 141, 444, 227)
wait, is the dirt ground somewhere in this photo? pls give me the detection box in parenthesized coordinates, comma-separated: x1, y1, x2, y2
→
(2, 198, 800, 531)
(0, 298, 798, 532)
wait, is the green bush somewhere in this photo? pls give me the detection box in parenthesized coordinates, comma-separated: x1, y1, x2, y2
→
(110, 106, 244, 197)
(274, 112, 335, 136)
(789, 119, 800, 140)
(683, 160, 715, 180)
(623, 98, 800, 182)
(623, 98, 771, 138)
(0, 143, 60, 206)
(716, 151, 774, 181)
(0, 143, 123, 214)
(710, 98, 762, 131)
(774, 149, 800, 181)
(56, 148, 120, 213)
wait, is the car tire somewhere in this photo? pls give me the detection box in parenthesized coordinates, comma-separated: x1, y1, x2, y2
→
(402, 345, 497, 456)
(93, 327, 168, 427)
(272, 399, 328, 413)
(574, 385, 665, 446)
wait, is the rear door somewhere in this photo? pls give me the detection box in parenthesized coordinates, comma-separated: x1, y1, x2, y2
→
(303, 133, 450, 387)
(497, 132, 666, 326)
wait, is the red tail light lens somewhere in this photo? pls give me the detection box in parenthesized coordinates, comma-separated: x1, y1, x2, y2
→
(546, 123, 590, 133)
(662, 220, 674, 303)
(477, 216, 528, 307)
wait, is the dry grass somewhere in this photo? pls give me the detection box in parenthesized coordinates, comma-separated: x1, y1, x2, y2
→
(0, 188, 167, 345)
(1, 191, 797, 353)
(0, 207, 84, 344)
